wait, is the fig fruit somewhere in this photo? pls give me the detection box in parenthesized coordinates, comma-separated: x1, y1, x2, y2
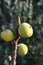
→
(18, 22, 33, 38)
(17, 43, 28, 56)
(1, 29, 14, 42)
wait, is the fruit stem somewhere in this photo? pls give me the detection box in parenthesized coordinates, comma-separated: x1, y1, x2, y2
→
(12, 36, 20, 65)
(12, 16, 21, 65)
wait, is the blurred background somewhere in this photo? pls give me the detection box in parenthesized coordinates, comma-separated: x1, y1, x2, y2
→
(0, 0, 43, 65)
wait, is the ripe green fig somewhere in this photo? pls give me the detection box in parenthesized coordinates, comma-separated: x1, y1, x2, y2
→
(18, 22, 33, 38)
(1, 29, 14, 42)
(17, 43, 28, 56)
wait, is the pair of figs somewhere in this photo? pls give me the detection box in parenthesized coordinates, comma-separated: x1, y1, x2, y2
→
(1, 22, 33, 42)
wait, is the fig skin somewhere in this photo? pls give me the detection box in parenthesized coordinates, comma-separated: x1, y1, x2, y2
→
(1, 29, 14, 42)
(18, 22, 33, 38)
(17, 43, 28, 56)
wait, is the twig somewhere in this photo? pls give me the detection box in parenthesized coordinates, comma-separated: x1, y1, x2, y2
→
(12, 16, 21, 65)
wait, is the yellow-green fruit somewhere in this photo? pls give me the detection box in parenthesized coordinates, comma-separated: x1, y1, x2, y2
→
(1, 29, 14, 42)
(17, 43, 28, 56)
(18, 22, 33, 38)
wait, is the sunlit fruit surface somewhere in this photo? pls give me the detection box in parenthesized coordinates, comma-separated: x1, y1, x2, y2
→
(17, 43, 28, 56)
(1, 29, 14, 42)
(18, 22, 33, 38)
